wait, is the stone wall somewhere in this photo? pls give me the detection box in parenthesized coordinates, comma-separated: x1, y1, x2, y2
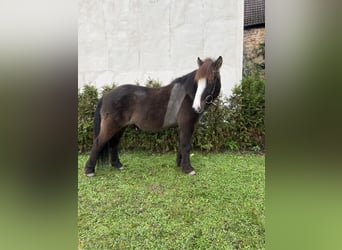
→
(243, 26, 265, 68)
(78, 0, 243, 97)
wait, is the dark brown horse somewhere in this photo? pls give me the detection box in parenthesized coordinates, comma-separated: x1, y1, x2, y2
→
(85, 56, 223, 176)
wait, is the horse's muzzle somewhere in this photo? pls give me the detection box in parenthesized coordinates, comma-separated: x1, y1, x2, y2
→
(193, 106, 205, 114)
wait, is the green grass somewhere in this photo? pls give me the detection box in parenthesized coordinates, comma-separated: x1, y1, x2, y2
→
(78, 152, 265, 249)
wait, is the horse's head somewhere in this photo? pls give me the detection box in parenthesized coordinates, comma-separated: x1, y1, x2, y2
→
(192, 56, 222, 113)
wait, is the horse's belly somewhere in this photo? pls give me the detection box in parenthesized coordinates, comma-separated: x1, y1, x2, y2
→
(129, 109, 165, 132)
(133, 121, 164, 132)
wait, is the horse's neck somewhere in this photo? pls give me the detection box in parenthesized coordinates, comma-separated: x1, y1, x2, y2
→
(173, 70, 197, 100)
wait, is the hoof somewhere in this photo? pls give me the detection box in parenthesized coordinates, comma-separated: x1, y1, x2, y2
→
(188, 170, 196, 175)
(118, 166, 124, 170)
(86, 173, 95, 177)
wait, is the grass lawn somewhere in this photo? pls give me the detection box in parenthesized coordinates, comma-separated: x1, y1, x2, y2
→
(78, 152, 265, 249)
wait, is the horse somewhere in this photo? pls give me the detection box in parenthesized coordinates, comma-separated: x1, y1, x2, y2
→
(84, 56, 223, 176)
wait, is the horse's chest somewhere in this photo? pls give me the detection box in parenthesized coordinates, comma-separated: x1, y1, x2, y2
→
(162, 84, 186, 128)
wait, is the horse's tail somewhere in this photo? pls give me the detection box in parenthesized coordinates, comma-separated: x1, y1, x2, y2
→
(94, 97, 103, 137)
(93, 97, 109, 165)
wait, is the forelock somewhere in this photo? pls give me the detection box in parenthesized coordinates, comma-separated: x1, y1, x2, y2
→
(195, 58, 214, 81)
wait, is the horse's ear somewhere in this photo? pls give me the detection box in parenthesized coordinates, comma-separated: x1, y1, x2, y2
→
(214, 56, 223, 70)
(197, 57, 204, 67)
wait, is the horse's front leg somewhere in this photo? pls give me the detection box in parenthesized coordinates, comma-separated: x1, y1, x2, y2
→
(178, 126, 195, 175)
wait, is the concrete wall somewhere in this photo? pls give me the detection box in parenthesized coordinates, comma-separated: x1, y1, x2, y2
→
(78, 0, 243, 97)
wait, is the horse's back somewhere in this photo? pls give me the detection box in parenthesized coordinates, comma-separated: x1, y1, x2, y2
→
(103, 85, 146, 102)
(101, 84, 173, 131)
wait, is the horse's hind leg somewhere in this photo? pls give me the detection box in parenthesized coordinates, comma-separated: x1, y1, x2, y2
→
(176, 150, 182, 167)
(84, 133, 109, 177)
(109, 127, 126, 169)
(84, 118, 122, 176)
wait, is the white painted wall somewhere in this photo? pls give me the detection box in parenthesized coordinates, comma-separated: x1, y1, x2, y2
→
(78, 0, 243, 97)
